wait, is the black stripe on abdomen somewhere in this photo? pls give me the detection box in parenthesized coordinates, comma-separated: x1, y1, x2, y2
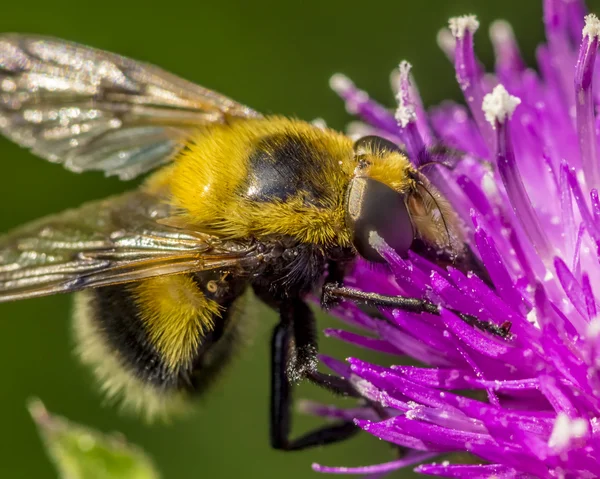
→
(87, 283, 181, 390)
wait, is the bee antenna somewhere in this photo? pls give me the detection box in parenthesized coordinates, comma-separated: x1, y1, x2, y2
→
(417, 144, 493, 173)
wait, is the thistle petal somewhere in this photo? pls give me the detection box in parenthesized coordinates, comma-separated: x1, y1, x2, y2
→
(320, 2, 600, 477)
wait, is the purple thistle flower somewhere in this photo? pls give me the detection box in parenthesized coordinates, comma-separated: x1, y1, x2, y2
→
(309, 1, 600, 477)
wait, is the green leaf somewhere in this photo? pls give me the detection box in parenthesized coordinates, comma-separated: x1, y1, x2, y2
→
(29, 399, 160, 479)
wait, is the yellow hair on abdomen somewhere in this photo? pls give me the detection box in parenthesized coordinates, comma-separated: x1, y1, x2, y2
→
(130, 275, 222, 371)
(73, 292, 193, 421)
(162, 117, 356, 246)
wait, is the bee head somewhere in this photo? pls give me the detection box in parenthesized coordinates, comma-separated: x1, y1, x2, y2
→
(345, 136, 414, 262)
(345, 135, 461, 263)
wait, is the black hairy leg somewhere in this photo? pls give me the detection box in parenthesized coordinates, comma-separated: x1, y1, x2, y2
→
(270, 298, 359, 451)
(322, 283, 512, 339)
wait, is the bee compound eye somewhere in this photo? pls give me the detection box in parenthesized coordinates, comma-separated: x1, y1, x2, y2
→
(353, 135, 404, 157)
(345, 177, 415, 262)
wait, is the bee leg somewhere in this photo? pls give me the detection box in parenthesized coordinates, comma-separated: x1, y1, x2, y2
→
(322, 283, 512, 339)
(326, 258, 352, 284)
(270, 317, 294, 450)
(270, 299, 359, 451)
(410, 239, 493, 288)
(306, 371, 360, 398)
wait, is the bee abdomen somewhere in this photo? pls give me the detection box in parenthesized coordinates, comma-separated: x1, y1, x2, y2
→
(73, 272, 247, 420)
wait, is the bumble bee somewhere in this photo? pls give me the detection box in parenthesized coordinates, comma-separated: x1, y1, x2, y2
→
(0, 34, 509, 451)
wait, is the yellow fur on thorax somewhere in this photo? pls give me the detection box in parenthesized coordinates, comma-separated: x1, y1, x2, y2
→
(360, 151, 417, 193)
(149, 117, 357, 246)
(130, 275, 222, 371)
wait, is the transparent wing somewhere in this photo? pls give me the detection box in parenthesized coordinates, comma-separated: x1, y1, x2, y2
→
(0, 34, 261, 180)
(0, 192, 258, 302)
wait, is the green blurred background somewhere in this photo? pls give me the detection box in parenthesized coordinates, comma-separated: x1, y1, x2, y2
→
(0, 1, 546, 478)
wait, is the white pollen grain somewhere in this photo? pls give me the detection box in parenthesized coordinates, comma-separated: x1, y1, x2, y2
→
(548, 414, 570, 449)
(482, 84, 521, 127)
(398, 60, 411, 78)
(583, 14, 600, 39)
(449, 15, 480, 39)
(394, 62, 417, 127)
(571, 418, 589, 438)
(368, 231, 385, 250)
(548, 413, 589, 451)
(395, 103, 416, 128)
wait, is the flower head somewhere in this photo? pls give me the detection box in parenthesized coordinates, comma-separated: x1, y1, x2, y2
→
(312, 1, 600, 477)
